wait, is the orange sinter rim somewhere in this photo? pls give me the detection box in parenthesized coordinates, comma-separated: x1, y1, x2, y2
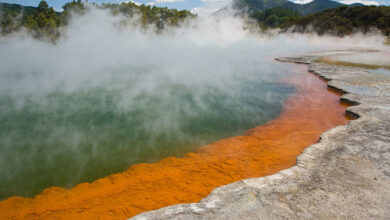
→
(0, 64, 352, 219)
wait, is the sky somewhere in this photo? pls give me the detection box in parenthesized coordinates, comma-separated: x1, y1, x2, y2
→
(0, 0, 389, 14)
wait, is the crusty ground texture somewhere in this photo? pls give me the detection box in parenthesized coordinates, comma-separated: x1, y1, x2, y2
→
(133, 51, 390, 220)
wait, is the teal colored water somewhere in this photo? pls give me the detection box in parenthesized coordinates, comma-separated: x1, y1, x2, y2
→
(371, 68, 390, 76)
(0, 63, 294, 200)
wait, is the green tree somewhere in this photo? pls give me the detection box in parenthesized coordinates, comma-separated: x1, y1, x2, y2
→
(37, 0, 49, 12)
(60, 0, 86, 25)
(0, 0, 195, 40)
(251, 7, 301, 28)
(283, 5, 390, 37)
(25, 0, 59, 40)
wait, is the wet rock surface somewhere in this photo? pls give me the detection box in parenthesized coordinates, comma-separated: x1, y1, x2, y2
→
(132, 51, 390, 220)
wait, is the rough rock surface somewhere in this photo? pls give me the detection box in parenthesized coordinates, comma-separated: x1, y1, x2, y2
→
(132, 51, 390, 220)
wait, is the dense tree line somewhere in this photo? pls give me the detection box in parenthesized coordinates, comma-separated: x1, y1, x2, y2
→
(282, 6, 390, 37)
(102, 2, 194, 28)
(250, 7, 301, 29)
(232, 0, 360, 16)
(2, 1, 389, 40)
(0, 0, 194, 41)
(0, 3, 39, 35)
(24, 1, 60, 40)
(0, 0, 79, 40)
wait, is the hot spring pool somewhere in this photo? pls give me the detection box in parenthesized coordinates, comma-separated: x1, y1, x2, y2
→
(1, 11, 375, 200)
(0, 52, 295, 199)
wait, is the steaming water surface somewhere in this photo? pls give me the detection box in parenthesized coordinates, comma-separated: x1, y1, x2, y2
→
(0, 9, 386, 200)
(0, 56, 295, 199)
(0, 67, 295, 200)
(0, 16, 301, 198)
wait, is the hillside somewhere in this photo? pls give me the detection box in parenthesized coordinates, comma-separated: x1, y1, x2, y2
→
(0, 3, 40, 34)
(232, 0, 364, 15)
(296, 0, 344, 14)
(0, 3, 37, 16)
(0, 0, 194, 40)
(232, 0, 297, 12)
(251, 7, 301, 28)
(283, 6, 390, 36)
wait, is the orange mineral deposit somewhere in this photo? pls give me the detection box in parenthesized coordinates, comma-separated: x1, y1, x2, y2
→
(0, 64, 352, 219)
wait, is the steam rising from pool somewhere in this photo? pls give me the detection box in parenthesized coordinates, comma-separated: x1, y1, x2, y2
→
(0, 8, 386, 199)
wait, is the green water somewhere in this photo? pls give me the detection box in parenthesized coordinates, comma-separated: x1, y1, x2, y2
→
(0, 65, 295, 200)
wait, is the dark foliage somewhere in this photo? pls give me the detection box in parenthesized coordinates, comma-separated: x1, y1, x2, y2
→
(101, 2, 194, 28)
(251, 7, 301, 28)
(0, 0, 195, 41)
(283, 6, 390, 36)
(24, 1, 60, 40)
(0, 3, 37, 34)
(232, 0, 354, 16)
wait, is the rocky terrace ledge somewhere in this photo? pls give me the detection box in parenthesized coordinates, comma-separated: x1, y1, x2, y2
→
(132, 50, 390, 220)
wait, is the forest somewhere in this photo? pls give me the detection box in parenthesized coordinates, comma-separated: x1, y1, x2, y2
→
(0, 0, 194, 41)
(1, 0, 390, 40)
(248, 5, 390, 37)
(250, 7, 301, 29)
(282, 6, 390, 37)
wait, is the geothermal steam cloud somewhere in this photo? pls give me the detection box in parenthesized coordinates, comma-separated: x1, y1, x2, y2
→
(0, 6, 386, 199)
